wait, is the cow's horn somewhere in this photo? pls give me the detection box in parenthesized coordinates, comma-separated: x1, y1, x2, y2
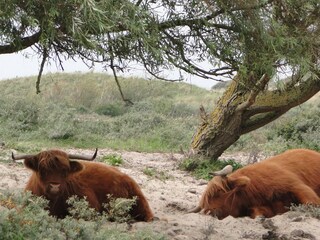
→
(211, 165, 233, 176)
(11, 153, 36, 161)
(187, 206, 202, 213)
(68, 148, 98, 161)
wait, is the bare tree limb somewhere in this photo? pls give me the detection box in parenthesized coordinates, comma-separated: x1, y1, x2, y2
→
(36, 47, 48, 94)
(107, 33, 133, 105)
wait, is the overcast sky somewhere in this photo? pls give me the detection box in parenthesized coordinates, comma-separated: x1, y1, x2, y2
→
(0, 50, 215, 90)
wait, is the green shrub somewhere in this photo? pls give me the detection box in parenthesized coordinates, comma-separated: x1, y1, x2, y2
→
(66, 195, 136, 223)
(41, 108, 77, 140)
(0, 190, 166, 240)
(102, 154, 124, 166)
(103, 195, 137, 222)
(0, 98, 39, 131)
(210, 81, 231, 90)
(143, 167, 171, 181)
(66, 196, 101, 221)
(180, 157, 243, 180)
(95, 103, 126, 117)
(264, 104, 320, 152)
(290, 204, 320, 219)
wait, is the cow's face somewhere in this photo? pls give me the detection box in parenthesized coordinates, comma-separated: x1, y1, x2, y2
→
(39, 168, 68, 197)
(200, 176, 250, 219)
(24, 150, 84, 198)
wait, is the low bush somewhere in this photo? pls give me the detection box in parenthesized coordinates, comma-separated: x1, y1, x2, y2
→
(0, 190, 166, 240)
(180, 156, 243, 180)
(102, 154, 124, 166)
(143, 167, 171, 181)
(290, 204, 320, 220)
(95, 103, 126, 117)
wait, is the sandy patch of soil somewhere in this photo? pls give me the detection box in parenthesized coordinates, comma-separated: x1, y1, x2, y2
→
(1, 148, 319, 240)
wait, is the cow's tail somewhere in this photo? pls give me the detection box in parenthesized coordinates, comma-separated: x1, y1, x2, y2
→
(187, 206, 201, 213)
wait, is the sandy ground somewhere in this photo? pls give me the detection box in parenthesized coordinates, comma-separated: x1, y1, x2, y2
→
(1, 148, 319, 240)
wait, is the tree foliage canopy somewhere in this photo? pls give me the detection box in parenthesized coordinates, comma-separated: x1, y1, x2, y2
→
(2, 0, 318, 86)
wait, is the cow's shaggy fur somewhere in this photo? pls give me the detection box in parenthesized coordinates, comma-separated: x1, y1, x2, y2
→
(193, 149, 320, 219)
(23, 150, 154, 221)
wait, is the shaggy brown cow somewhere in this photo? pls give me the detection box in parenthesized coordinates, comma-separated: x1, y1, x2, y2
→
(189, 149, 320, 219)
(12, 149, 154, 222)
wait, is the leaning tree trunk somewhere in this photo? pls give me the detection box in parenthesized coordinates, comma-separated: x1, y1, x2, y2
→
(191, 72, 320, 160)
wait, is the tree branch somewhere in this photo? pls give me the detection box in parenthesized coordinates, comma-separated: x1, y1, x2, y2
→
(159, 18, 237, 32)
(247, 75, 320, 115)
(241, 75, 320, 134)
(36, 47, 48, 94)
(240, 109, 288, 134)
(0, 31, 42, 54)
(107, 33, 133, 105)
(163, 31, 235, 80)
(236, 73, 269, 111)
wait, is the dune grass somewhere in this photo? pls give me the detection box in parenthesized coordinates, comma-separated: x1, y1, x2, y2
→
(0, 72, 319, 155)
(0, 72, 217, 153)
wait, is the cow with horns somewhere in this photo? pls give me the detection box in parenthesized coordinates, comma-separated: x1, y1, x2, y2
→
(12, 148, 154, 222)
(189, 149, 320, 219)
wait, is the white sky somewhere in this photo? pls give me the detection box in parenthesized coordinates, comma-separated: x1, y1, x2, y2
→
(0, 50, 216, 90)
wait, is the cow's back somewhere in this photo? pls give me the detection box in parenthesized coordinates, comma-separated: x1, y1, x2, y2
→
(75, 161, 135, 198)
(236, 149, 320, 176)
(233, 149, 320, 198)
(74, 161, 154, 221)
(263, 149, 320, 184)
(266, 149, 320, 167)
(267, 149, 320, 194)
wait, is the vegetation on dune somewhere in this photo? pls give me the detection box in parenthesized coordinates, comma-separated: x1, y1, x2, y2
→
(0, 190, 165, 240)
(0, 72, 215, 152)
(179, 157, 243, 180)
(0, 72, 319, 155)
(290, 204, 320, 220)
(102, 154, 124, 166)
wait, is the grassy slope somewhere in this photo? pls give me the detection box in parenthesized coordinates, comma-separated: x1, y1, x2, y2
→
(0, 72, 217, 153)
(0, 72, 319, 154)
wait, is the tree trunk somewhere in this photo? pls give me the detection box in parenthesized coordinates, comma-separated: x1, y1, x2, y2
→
(191, 73, 320, 160)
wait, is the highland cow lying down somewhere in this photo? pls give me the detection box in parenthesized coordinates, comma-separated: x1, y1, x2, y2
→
(189, 149, 320, 219)
(12, 149, 154, 222)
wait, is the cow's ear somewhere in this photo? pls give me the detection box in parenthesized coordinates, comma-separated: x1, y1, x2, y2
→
(69, 161, 84, 173)
(227, 176, 250, 189)
(24, 157, 40, 172)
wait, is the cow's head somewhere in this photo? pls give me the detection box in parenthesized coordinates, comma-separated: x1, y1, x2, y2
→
(199, 174, 250, 219)
(190, 165, 250, 219)
(12, 149, 97, 198)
